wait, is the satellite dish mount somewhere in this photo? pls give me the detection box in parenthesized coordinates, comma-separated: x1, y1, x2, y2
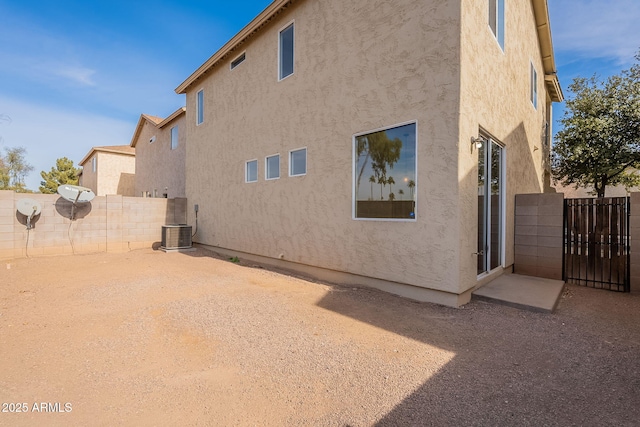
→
(57, 185, 95, 220)
(16, 198, 42, 230)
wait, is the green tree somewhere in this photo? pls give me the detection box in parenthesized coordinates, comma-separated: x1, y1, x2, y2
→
(39, 157, 80, 194)
(552, 52, 640, 197)
(0, 147, 34, 192)
(398, 189, 404, 200)
(408, 180, 415, 200)
(369, 175, 375, 200)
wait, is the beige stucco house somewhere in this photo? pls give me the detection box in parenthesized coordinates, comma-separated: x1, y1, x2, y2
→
(130, 107, 187, 198)
(78, 145, 136, 196)
(175, 0, 563, 307)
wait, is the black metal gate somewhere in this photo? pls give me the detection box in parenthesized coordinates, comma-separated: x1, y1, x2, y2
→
(563, 197, 630, 292)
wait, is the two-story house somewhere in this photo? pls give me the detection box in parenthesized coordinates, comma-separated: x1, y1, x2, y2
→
(175, 0, 563, 307)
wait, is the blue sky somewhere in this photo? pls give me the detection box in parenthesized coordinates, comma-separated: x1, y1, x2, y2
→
(0, 0, 639, 191)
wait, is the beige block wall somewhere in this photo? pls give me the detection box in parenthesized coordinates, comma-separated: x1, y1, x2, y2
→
(134, 116, 187, 198)
(97, 152, 136, 196)
(185, 0, 464, 302)
(0, 190, 187, 260)
(513, 193, 563, 279)
(458, 0, 554, 291)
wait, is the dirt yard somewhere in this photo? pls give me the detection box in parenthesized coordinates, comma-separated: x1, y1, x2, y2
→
(1, 248, 638, 426)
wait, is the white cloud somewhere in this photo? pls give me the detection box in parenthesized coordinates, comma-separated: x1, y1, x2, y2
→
(0, 96, 134, 191)
(549, 0, 640, 65)
(49, 65, 97, 87)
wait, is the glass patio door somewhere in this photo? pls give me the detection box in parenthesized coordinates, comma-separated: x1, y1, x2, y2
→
(477, 138, 503, 275)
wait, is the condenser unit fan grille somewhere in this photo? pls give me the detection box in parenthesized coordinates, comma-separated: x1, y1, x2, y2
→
(161, 225, 192, 249)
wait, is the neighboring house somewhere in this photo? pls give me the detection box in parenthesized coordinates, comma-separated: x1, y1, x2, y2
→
(175, 0, 563, 307)
(130, 107, 187, 198)
(78, 145, 136, 196)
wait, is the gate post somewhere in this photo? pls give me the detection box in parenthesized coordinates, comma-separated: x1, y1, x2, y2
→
(630, 193, 640, 293)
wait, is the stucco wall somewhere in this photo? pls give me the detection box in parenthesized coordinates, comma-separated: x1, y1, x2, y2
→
(185, 0, 464, 303)
(80, 154, 98, 195)
(134, 115, 187, 198)
(0, 190, 186, 260)
(97, 152, 136, 196)
(458, 0, 554, 291)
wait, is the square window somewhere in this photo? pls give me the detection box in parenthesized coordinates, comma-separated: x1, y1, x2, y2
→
(279, 23, 294, 80)
(289, 148, 306, 176)
(530, 62, 538, 109)
(266, 154, 280, 180)
(489, 0, 505, 50)
(196, 89, 204, 125)
(171, 126, 179, 150)
(354, 122, 417, 220)
(246, 159, 258, 183)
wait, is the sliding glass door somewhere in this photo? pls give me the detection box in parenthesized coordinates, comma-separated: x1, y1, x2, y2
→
(477, 138, 503, 275)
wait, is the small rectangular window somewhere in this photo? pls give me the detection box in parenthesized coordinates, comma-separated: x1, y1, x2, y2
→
(530, 62, 538, 109)
(170, 126, 179, 150)
(231, 52, 246, 70)
(489, 0, 505, 50)
(92, 157, 97, 173)
(246, 159, 258, 183)
(354, 122, 417, 220)
(266, 154, 280, 180)
(196, 89, 204, 125)
(279, 23, 294, 80)
(289, 148, 307, 176)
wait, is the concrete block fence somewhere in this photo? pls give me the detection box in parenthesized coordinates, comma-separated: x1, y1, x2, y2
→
(0, 190, 187, 260)
(515, 192, 639, 293)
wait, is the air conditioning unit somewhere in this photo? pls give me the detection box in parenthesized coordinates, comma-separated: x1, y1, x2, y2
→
(161, 224, 192, 250)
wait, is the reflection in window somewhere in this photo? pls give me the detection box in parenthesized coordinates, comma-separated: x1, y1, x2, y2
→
(354, 122, 417, 219)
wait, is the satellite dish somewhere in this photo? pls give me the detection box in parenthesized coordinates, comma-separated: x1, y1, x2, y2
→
(16, 198, 42, 229)
(57, 185, 95, 204)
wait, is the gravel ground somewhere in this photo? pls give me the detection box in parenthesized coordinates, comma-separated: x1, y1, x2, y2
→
(0, 247, 638, 426)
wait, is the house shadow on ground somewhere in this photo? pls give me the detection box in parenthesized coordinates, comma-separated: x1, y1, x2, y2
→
(314, 284, 640, 426)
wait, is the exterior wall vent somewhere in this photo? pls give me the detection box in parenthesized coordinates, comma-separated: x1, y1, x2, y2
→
(161, 224, 192, 250)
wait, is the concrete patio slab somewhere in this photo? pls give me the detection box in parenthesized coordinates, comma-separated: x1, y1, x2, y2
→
(472, 273, 565, 313)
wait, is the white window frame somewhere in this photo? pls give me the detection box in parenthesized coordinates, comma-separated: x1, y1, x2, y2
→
(352, 120, 418, 222)
(196, 89, 204, 125)
(245, 159, 258, 183)
(278, 21, 295, 81)
(170, 126, 178, 150)
(92, 157, 96, 173)
(530, 62, 538, 109)
(289, 147, 307, 177)
(489, 0, 505, 51)
(265, 154, 280, 180)
(231, 52, 246, 70)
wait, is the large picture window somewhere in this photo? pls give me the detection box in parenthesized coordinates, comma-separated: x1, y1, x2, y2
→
(354, 122, 417, 220)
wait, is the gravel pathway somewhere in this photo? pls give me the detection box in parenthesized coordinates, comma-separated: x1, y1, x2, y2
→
(0, 248, 638, 426)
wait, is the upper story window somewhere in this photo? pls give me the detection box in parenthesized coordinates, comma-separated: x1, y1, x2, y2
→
(279, 22, 294, 80)
(530, 62, 538, 109)
(92, 157, 97, 173)
(489, 0, 505, 50)
(171, 126, 179, 150)
(231, 52, 246, 70)
(289, 148, 307, 176)
(196, 89, 204, 125)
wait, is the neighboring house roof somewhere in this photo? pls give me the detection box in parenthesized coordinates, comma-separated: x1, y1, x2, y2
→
(129, 108, 186, 147)
(175, 0, 563, 102)
(79, 145, 136, 166)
